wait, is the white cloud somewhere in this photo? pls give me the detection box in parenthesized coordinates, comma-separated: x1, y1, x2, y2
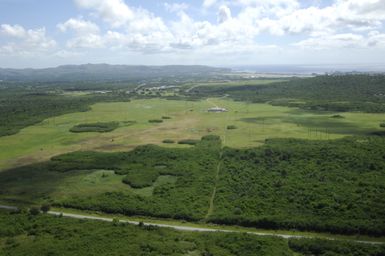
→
(203, 0, 217, 8)
(0, 24, 26, 38)
(0, 24, 56, 55)
(294, 33, 365, 50)
(218, 5, 232, 23)
(57, 18, 100, 34)
(164, 2, 189, 13)
(74, 0, 134, 28)
(66, 34, 104, 49)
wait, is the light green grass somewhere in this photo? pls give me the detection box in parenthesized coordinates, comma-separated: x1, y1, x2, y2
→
(52, 170, 178, 199)
(1, 98, 384, 170)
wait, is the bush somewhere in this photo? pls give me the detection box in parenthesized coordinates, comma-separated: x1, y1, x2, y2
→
(148, 119, 163, 123)
(41, 204, 51, 213)
(70, 122, 119, 133)
(162, 139, 175, 144)
(178, 139, 200, 145)
(29, 207, 40, 216)
(380, 122, 385, 128)
(162, 116, 171, 119)
(331, 114, 344, 119)
(227, 125, 237, 130)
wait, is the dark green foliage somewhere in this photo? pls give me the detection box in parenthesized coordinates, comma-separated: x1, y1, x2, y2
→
(227, 125, 237, 130)
(178, 139, 200, 145)
(162, 116, 172, 119)
(148, 119, 163, 123)
(69, 122, 120, 133)
(288, 238, 385, 256)
(1, 136, 385, 235)
(0, 210, 294, 256)
(122, 168, 160, 188)
(29, 207, 40, 216)
(162, 139, 175, 144)
(187, 75, 385, 113)
(380, 123, 385, 128)
(0, 88, 131, 137)
(210, 137, 385, 236)
(0, 137, 222, 221)
(40, 204, 51, 213)
(331, 114, 344, 119)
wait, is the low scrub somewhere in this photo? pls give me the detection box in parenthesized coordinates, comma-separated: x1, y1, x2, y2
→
(148, 119, 163, 123)
(70, 122, 119, 133)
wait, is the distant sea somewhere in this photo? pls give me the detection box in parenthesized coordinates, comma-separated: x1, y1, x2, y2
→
(229, 64, 385, 74)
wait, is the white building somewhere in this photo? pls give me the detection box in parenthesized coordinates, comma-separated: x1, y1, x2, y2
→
(208, 107, 228, 112)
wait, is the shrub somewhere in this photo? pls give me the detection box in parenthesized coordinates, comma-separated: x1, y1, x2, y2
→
(70, 122, 119, 133)
(162, 139, 175, 144)
(178, 139, 199, 145)
(29, 207, 40, 216)
(227, 125, 237, 130)
(148, 119, 163, 123)
(41, 204, 51, 213)
(162, 116, 172, 119)
(330, 114, 344, 119)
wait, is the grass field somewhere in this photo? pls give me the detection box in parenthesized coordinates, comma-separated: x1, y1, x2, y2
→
(53, 170, 178, 199)
(1, 98, 384, 170)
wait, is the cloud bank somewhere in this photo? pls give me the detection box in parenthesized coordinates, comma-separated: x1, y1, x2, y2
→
(0, 0, 385, 67)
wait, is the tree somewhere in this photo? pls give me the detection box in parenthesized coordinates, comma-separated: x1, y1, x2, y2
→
(29, 207, 40, 216)
(41, 204, 51, 213)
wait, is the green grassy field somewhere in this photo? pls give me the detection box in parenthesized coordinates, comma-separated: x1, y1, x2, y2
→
(1, 98, 384, 170)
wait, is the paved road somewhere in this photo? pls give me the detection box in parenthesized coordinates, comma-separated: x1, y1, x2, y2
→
(1, 205, 383, 245)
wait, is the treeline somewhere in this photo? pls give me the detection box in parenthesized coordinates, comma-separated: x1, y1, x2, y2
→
(1, 135, 385, 236)
(0, 136, 222, 221)
(187, 75, 385, 112)
(210, 136, 385, 236)
(1, 210, 384, 256)
(0, 210, 293, 256)
(0, 88, 131, 136)
(288, 238, 385, 256)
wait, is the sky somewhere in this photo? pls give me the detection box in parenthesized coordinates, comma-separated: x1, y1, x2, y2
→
(0, 0, 385, 68)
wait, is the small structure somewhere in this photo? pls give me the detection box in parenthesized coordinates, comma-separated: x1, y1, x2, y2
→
(208, 107, 228, 113)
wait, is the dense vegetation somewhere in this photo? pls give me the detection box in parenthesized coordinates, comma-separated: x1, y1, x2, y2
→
(0, 210, 293, 256)
(288, 238, 385, 256)
(1, 210, 384, 256)
(0, 136, 222, 220)
(1, 135, 384, 236)
(188, 75, 385, 112)
(0, 88, 131, 137)
(0, 64, 230, 82)
(69, 122, 120, 133)
(211, 136, 385, 236)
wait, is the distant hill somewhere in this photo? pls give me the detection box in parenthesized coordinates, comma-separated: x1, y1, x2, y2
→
(0, 64, 230, 82)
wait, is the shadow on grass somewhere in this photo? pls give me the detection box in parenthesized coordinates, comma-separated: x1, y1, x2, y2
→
(240, 115, 379, 135)
(0, 164, 77, 203)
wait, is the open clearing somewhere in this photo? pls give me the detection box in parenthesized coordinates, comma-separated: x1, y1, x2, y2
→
(1, 98, 384, 170)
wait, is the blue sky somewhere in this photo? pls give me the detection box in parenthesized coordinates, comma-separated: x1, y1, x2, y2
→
(0, 0, 385, 68)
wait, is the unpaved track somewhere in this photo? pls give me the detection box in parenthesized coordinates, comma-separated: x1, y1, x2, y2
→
(0, 205, 383, 245)
(47, 210, 384, 245)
